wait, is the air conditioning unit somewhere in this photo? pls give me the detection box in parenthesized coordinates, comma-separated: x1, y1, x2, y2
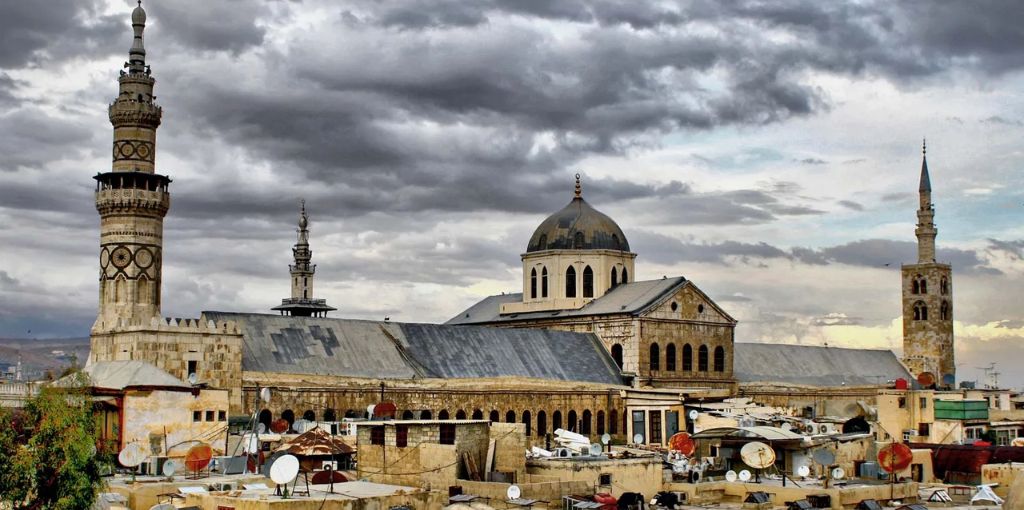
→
(210, 482, 236, 492)
(555, 448, 572, 458)
(902, 430, 918, 442)
(322, 460, 338, 470)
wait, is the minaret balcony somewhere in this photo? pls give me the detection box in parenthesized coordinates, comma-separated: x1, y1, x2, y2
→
(95, 188, 170, 216)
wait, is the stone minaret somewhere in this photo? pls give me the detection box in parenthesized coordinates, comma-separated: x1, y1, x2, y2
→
(901, 140, 955, 387)
(93, 1, 170, 330)
(273, 201, 336, 317)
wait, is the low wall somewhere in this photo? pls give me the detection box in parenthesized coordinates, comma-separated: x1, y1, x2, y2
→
(457, 479, 591, 505)
(665, 480, 919, 510)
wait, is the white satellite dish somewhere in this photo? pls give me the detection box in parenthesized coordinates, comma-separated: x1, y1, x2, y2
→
(118, 443, 146, 468)
(688, 410, 699, 420)
(260, 388, 272, 403)
(781, 423, 793, 431)
(589, 443, 603, 456)
(269, 454, 299, 485)
(739, 470, 752, 482)
(740, 442, 776, 469)
(633, 433, 644, 444)
(831, 467, 846, 480)
(162, 459, 179, 477)
(797, 465, 811, 477)
(292, 419, 311, 433)
(507, 485, 522, 500)
(187, 372, 198, 385)
(256, 423, 267, 434)
(366, 404, 376, 418)
(601, 433, 611, 445)
(725, 470, 738, 482)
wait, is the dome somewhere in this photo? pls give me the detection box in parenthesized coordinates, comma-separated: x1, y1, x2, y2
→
(132, 3, 147, 25)
(526, 196, 630, 253)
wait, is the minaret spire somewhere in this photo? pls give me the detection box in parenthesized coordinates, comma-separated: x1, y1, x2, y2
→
(915, 139, 936, 263)
(273, 200, 335, 317)
(128, 1, 148, 74)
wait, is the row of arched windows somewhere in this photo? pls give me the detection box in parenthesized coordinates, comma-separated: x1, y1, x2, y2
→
(258, 407, 622, 438)
(911, 275, 949, 296)
(530, 265, 629, 300)
(647, 343, 725, 373)
(912, 300, 951, 321)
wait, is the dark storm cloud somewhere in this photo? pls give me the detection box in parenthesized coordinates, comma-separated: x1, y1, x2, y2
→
(987, 239, 1024, 260)
(0, 0, 122, 68)
(792, 239, 1000, 275)
(143, 0, 271, 53)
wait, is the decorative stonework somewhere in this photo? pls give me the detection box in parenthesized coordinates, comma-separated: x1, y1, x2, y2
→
(112, 139, 155, 162)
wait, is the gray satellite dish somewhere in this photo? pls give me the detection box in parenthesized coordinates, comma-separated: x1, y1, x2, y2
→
(633, 433, 644, 444)
(260, 387, 272, 403)
(601, 433, 611, 445)
(589, 443, 603, 456)
(269, 454, 299, 485)
(797, 465, 811, 477)
(725, 470, 738, 482)
(739, 470, 752, 482)
(831, 467, 845, 480)
(688, 410, 699, 421)
(507, 485, 522, 500)
(187, 372, 198, 385)
(812, 448, 836, 466)
(257, 423, 267, 434)
(118, 443, 146, 468)
(162, 459, 179, 477)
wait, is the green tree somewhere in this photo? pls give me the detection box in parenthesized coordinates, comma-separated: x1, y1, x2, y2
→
(0, 374, 106, 510)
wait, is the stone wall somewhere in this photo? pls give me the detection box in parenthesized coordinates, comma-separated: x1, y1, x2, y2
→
(356, 421, 490, 488)
(901, 262, 954, 381)
(123, 388, 230, 456)
(526, 456, 663, 498)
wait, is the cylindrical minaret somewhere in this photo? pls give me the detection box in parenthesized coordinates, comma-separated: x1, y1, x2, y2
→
(94, 1, 170, 329)
(291, 201, 315, 300)
(915, 141, 937, 263)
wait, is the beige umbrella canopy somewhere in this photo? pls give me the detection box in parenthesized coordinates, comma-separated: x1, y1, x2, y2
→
(275, 426, 354, 456)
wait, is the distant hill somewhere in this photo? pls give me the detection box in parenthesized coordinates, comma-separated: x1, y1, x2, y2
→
(0, 336, 91, 380)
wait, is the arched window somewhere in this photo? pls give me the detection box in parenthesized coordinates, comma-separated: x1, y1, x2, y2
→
(472, 409, 483, 420)
(597, 411, 606, 435)
(611, 344, 623, 369)
(282, 409, 295, 428)
(568, 410, 578, 432)
(912, 276, 920, 294)
(553, 410, 563, 431)
(258, 409, 272, 429)
(506, 410, 516, 423)
(421, 410, 432, 419)
(323, 408, 337, 421)
(621, 267, 629, 284)
(649, 343, 660, 371)
(682, 344, 693, 371)
(940, 300, 950, 321)
(530, 268, 537, 299)
(913, 301, 928, 321)
(489, 410, 499, 423)
(920, 278, 927, 294)
(940, 277, 949, 295)
(609, 410, 618, 434)
(522, 410, 532, 436)
(137, 276, 150, 304)
(456, 409, 467, 420)
(698, 345, 709, 371)
(713, 346, 725, 372)
(541, 267, 549, 297)
(583, 265, 594, 298)
(438, 409, 450, 420)
(537, 411, 547, 436)
(610, 267, 618, 289)
(581, 410, 592, 435)
(666, 343, 677, 371)
(574, 231, 585, 248)
(303, 410, 316, 421)
(402, 410, 414, 419)
(566, 266, 577, 298)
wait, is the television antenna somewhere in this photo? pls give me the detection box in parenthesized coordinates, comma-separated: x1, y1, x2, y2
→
(976, 363, 1000, 389)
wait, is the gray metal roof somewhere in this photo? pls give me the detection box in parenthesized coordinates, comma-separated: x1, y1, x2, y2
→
(733, 343, 912, 387)
(71, 360, 190, 391)
(204, 312, 622, 385)
(446, 277, 688, 325)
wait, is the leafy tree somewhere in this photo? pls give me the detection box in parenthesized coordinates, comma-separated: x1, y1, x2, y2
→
(0, 373, 106, 510)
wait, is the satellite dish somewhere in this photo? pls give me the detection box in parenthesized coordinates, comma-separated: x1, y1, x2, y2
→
(797, 465, 811, 477)
(812, 448, 836, 466)
(262, 452, 286, 478)
(185, 443, 214, 472)
(832, 467, 846, 480)
(260, 388, 272, 403)
(589, 443, 603, 456)
(118, 443, 146, 468)
(1012, 437, 1024, 448)
(781, 423, 793, 431)
(917, 371, 936, 387)
(507, 485, 522, 500)
(740, 442, 776, 469)
(187, 372, 198, 385)
(270, 419, 289, 434)
(668, 432, 696, 456)
(163, 459, 179, 477)
(942, 373, 956, 386)
(292, 419, 311, 433)
(688, 410, 699, 421)
(257, 423, 267, 434)
(633, 433, 644, 444)
(269, 454, 299, 485)
(739, 470, 752, 482)
(366, 404, 376, 418)
(877, 443, 913, 473)
(601, 433, 611, 445)
(725, 470, 738, 482)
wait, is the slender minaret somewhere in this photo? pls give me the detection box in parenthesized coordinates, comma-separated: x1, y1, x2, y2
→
(94, 1, 170, 330)
(901, 140, 955, 387)
(273, 201, 336, 317)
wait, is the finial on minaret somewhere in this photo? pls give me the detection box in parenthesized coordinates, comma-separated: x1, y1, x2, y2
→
(922, 137, 927, 156)
(919, 138, 932, 193)
(127, 0, 148, 73)
(297, 199, 309, 240)
(574, 173, 582, 198)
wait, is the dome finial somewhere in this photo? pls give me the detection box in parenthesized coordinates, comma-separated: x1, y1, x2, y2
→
(922, 137, 927, 156)
(574, 173, 582, 198)
(298, 199, 309, 230)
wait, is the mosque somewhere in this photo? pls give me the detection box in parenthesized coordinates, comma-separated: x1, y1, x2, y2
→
(87, 4, 952, 448)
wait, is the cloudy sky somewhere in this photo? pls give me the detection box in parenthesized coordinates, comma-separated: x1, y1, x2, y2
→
(1, 0, 1022, 388)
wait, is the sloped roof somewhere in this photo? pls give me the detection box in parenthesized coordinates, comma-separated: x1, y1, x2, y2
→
(734, 343, 912, 387)
(203, 312, 622, 385)
(446, 277, 692, 325)
(71, 360, 190, 391)
(276, 426, 354, 456)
